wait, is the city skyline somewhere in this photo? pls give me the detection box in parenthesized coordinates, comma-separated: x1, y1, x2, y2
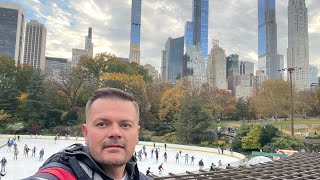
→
(3, 0, 320, 74)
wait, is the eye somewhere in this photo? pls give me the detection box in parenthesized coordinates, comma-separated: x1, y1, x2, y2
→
(122, 123, 132, 128)
(97, 122, 107, 127)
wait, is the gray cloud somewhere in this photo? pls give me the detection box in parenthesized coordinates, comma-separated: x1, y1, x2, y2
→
(17, 0, 320, 73)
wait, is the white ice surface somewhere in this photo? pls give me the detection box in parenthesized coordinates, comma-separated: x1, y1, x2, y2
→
(0, 135, 244, 180)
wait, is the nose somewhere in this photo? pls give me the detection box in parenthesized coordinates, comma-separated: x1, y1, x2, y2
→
(108, 124, 122, 139)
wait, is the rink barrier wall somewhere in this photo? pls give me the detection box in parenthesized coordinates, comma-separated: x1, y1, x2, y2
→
(0, 134, 245, 161)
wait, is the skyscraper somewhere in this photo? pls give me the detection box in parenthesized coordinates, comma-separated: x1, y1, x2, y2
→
(129, 0, 141, 64)
(161, 37, 184, 84)
(185, 45, 207, 90)
(226, 54, 239, 78)
(184, 21, 193, 53)
(240, 61, 254, 75)
(309, 65, 318, 87)
(85, 27, 93, 58)
(72, 27, 93, 66)
(258, 0, 282, 80)
(207, 44, 227, 90)
(287, 0, 310, 90)
(0, 3, 25, 64)
(23, 20, 47, 71)
(192, 0, 208, 57)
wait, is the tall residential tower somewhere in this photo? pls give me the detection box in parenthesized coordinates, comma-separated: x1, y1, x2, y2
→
(192, 0, 208, 57)
(258, 0, 283, 80)
(287, 0, 310, 90)
(23, 20, 47, 71)
(129, 0, 141, 64)
(0, 3, 25, 64)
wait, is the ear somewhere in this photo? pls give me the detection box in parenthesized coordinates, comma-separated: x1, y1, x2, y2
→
(82, 123, 89, 145)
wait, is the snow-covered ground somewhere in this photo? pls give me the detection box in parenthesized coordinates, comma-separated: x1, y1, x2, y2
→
(0, 135, 245, 180)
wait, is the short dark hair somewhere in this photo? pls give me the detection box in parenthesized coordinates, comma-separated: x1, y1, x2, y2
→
(85, 88, 139, 122)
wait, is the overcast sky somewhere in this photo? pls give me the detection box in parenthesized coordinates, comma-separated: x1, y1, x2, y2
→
(4, 0, 320, 73)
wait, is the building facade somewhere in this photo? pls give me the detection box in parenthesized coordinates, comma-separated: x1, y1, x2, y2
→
(240, 61, 254, 75)
(226, 54, 239, 78)
(45, 56, 70, 75)
(310, 65, 318, 87)
(129, 0, 141, 64)
(184, 45, 207, 90)
(0, 3, 25, 64)
(184, 21, 193, 53)
(23, 20, 47, 71)
(192, 0, 208, 57)
(85, 27, 93, 58)
(234, 74, 254, 99)
(287, 0, 310, 90)
(161, 37, 184, 84)
(144, 64, 159, 80)
(207, 44, 227, 90)
(71, 27, 93, 66)
(258, 0, 283, 80)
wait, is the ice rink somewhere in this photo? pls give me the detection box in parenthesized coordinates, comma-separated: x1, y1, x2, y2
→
(0, 135, 245, 179)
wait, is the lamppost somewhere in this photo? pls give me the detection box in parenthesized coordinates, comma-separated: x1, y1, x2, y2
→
(278, 67, 301, 136)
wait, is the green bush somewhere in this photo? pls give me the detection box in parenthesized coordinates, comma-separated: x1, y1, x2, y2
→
(139, 135, 151, 142)
(201, 141, 209, 146)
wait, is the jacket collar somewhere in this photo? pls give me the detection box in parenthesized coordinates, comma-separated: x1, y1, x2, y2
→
(65, 144, 139, 179)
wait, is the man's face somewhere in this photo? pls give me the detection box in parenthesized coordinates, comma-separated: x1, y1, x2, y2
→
(82, 98, 140, 168)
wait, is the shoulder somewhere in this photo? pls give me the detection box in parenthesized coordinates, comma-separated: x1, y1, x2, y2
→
(23, 162, 77, 180)
(138, 171, 153, 180)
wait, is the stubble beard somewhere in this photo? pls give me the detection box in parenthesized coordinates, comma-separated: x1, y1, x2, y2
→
(90, 140, 131, 168)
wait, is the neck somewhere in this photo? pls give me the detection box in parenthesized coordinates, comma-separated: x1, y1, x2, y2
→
(104, 165, 126, 180)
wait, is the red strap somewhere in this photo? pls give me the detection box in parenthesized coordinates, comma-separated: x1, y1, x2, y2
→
(37, 167, 77, 180)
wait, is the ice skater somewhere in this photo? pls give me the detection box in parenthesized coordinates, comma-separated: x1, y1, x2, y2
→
(13, 148, 18, 160)
(163, 152, 167, 162)
(198, 159, 204, 170)
(39, 148, 44, 161)
(146, 167, 152, 176)
(158, 163, 164, 175)
(191, 155, 195, 165)
(0, 157, 7, 173)
(31, 146, 36, 157)
(175, 152, 179, 163)
(184, 153, 189, 164)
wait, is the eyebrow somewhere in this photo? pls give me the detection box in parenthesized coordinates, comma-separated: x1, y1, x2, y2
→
(93, 118, 135, 124)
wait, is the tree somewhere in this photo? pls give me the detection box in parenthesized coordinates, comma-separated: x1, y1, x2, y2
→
(231, 124, 252, 151)
(15, 70, 49, 127)
(297, 89, 320, 117)
(159, 79, 189, 123)
(260, 124, 279, 146)
(251, 80, 292, 120)
(175, 96, 212, 144)
(0, 109, 11, 121)
(241, 125, 262, 150)
(205, 88, 235, 119)
(0, 56, 19, 116)
(234, 97, 249, 120)
(46, 67, 87, 111)
(264, 135, 304, 151)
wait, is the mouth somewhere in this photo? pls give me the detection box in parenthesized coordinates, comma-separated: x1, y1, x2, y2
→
(105, 144, 124, 149)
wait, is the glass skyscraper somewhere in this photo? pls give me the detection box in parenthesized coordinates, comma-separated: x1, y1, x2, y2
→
(162, 37, 184, 84)
(184, 21, 193, 53)
(129, 0, 141, 64)
(0, 3, 25, 65)
(192, 0, 208, 57)
(310, 65, 318, 87)
(258, 0, 282, 80)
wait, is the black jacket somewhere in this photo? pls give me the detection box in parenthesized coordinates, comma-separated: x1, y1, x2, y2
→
(24, 143, 152, 180)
